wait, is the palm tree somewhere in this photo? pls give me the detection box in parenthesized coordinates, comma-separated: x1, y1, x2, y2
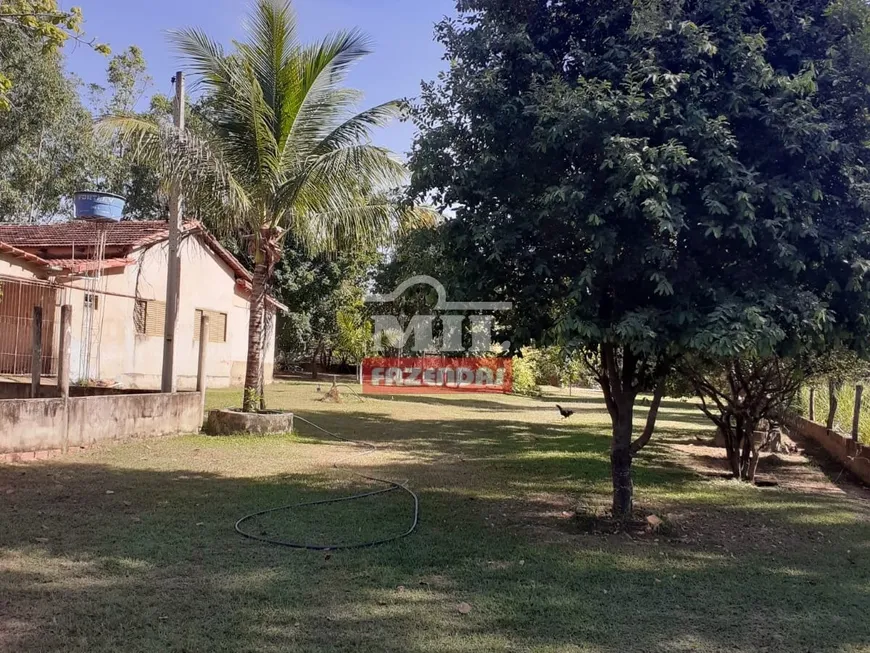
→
(101, 0, 429, 411)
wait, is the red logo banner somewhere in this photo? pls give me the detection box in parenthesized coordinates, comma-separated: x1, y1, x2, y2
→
(362, 357, 513, 394)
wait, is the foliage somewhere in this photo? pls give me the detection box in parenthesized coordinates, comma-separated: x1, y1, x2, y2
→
(682, 355, 810, 480)
(509, 346, 592, 394)
(102, 0, 432, 410)
(265, 238, 379, 370)
(511, 349, 541, 396)
(0, 0, 108, 111)
(86, 46, 166, 220)
(0, 25, 95, 220)
(410, 0, 870, 514)
(335, 301, 373, 365)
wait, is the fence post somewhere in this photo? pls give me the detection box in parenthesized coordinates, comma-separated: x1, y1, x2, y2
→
(826, 378, 839, 430)
(30, 306, 42, 398)
(808, 386, 816, 422)
(58, 305, 72, 399)
(196, 314, 210, 421)
(852, 384, 863, 442)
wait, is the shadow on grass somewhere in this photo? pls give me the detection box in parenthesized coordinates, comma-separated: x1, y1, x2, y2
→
(2, 386, 869, 653)
(1, 452, 868, 653)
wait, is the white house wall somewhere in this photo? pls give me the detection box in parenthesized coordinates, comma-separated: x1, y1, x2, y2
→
(0, 236, 276, 390)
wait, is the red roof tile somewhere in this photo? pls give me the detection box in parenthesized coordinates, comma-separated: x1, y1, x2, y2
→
(0, 221, 171, 248)
(0, 220, 254, 283)
(0, 241, 59, 269)
(43, 258, 135, 274)
(0, 221, 286, 310)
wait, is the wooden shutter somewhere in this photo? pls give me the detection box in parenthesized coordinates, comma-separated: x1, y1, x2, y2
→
(194, 309, 227, 343)
(144, 301, 166, 337)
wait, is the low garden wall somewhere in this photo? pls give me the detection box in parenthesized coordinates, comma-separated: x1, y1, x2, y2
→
(784, 414, 870, 485)
(0, 381, 158, 400)
(0, 391, 203, 457)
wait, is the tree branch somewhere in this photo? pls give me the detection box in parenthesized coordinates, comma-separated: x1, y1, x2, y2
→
(631, 381, 665, 454)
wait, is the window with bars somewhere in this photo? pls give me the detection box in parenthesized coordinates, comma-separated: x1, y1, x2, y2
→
(134, 300, 166, 337)
(194, 309, 228, 343)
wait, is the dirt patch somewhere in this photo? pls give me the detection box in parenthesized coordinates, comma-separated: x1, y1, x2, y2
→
(666, 438, 870, 501)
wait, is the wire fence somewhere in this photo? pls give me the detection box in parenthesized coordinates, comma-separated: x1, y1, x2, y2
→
(796, 380, 870, 445)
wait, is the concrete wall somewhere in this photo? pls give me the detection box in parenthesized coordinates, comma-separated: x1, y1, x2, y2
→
(0, 382, 158, 400)
(784, 414, 870, 485)
(0, 391, 203, 455)
(0, 398, 66, 453)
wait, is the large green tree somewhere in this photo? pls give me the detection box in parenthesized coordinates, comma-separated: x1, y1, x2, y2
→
(0, 23, 95, 220)
(410, 0, 870, 515)
(105, 0, 428, 411)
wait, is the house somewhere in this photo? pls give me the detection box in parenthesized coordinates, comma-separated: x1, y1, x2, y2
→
(0, 220, 285, 389)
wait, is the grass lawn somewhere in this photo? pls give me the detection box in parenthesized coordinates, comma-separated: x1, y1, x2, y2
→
(1, 382, 869, 652)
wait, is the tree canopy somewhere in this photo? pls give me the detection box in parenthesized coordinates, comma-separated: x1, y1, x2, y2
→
(410, 0, 870, 514)
(0, 1, 108, 111)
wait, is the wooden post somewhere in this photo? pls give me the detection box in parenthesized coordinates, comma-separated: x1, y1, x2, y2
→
(196, 314, 209, 418)
(161, 70, 185, 394)
(826, 378, 839, 430)
(31, 306, 42, 398)
(852, 384, 863, 442)
(58, 305, 72, 399)
(808, 386, 815, 422)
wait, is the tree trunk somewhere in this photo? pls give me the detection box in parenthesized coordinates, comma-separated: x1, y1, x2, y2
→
(747, 446, 760, 482)
(611, 443, 634, 517)
(310, 340, 323, 380)
(243, 257, 269, 412)
(610, 400, 635, 518)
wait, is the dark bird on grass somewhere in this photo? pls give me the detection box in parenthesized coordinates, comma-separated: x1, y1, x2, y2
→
(556, 404, 575, 419)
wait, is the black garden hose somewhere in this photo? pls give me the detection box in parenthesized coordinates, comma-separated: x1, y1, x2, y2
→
(234, 415, 419, 551)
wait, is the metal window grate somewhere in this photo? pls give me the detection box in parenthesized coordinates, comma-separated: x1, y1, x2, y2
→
(134, 300, 147, 335)
(0, 276, 58, 376)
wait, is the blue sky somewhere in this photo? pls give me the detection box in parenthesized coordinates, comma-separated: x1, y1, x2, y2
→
(63, 0, 456, 158)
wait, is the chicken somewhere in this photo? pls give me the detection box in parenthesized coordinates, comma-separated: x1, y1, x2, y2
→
(555, 404, 575, 419)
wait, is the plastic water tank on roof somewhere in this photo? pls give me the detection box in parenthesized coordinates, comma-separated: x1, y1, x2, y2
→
(73, 191, 126, 223)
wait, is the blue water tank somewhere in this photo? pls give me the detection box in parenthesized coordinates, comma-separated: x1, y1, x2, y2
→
(73, 191, 126, 222)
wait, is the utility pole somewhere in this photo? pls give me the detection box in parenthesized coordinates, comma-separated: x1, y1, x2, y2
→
(161, 71, 185, 393)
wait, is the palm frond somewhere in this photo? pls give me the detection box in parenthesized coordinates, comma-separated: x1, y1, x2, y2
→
(278, 29, 373, 161)
(276, 144, 408, 229)
(242, 0, 298, 118)
(109, 2, 421, 258)
(96, 115, 251, 224)
(311, 101, 404, 155)
(166, 27, 232, 92)
(286, 201, 411, 255)
(170, 26, 281, 191)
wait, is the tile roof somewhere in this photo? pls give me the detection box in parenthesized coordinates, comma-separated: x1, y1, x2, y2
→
(0, 220, 288, 311)
(0, 221, 172, 248)
(43, 258, 135, 274)
(0, 220, 254, 284)
(0, 241, 60, 269)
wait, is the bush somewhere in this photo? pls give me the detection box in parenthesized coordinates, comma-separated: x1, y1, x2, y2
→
(512, 350, 541, 396)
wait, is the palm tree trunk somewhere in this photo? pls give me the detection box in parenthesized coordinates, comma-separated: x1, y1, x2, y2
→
(243, 257, 269, 412)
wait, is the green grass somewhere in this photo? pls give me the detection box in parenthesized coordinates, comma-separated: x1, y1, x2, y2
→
(1, 382, 869, 652)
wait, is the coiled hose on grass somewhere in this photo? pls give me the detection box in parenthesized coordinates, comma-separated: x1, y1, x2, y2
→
(234, 415, 419, 551)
